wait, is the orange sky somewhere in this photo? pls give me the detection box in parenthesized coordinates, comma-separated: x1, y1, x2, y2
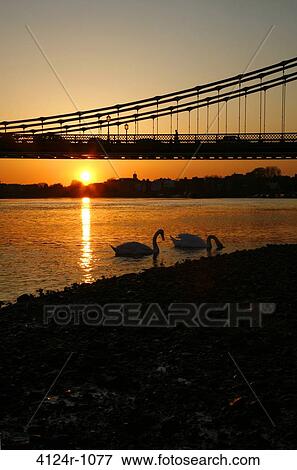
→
(1, 159, 296, 185)
(1, 0, 297, 183)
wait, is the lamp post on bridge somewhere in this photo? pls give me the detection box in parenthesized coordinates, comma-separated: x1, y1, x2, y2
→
(124, 123, 129, 143)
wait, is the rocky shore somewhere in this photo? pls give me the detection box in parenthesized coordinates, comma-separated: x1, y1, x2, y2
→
(0, 244, 297, 449)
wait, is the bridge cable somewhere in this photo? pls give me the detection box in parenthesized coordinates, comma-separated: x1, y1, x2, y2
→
(225, 99, 228, 134)
(206, 99, 210, 134)
(41, 73, 296, 136)
(196, 90, 200, 135)
(9, 70, 297, 136)
(156, 99, 159, 137)
(244, 91, 247, 134)
(217, 88, 220, 134)
(281, 81, 287, 136)
(238, 80, 242, 134)
(259, 76, 263, 136)
(188, 109, 191, 134)
(5, 56, 297, 127)
(263, 89, 267, 135)
(4, 66, 297, 134)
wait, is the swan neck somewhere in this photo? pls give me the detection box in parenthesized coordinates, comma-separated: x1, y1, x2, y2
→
(152, 232, 160, 254)
(206, 235, 212, 250)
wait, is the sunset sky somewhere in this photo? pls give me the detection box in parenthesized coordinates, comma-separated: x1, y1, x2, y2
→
(1, 0, 297, 184)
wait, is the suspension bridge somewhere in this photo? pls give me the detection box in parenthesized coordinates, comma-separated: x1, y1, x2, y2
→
(1, 57, 297, 160)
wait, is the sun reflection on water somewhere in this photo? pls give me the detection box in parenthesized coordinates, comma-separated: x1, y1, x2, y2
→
(80, 197, 93, 282)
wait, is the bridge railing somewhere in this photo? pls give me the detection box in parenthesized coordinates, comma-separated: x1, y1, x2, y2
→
(6, 132, 297, 145)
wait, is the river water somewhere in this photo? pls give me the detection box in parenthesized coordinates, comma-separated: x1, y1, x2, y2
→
(0, 197, 296, 302)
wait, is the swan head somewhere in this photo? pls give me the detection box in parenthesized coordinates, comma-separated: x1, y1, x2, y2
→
(206, 235, 224, 251)
(159, 229, 165, 241)
(153, 228, 165, 241)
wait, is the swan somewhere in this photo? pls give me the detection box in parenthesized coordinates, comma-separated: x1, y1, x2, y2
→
(170, 233, 224, 250)
(111, 229, 165, 257)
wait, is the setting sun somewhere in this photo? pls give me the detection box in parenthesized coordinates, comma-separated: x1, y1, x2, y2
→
(80, 170, 92, 184)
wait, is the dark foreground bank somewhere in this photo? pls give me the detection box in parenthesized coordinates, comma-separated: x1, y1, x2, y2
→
(0, 244, 297, 449)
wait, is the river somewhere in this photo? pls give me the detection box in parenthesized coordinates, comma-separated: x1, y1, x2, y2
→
(1, 197, 296, 302)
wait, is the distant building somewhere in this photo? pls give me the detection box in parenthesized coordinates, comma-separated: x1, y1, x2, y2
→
(151, 178, 175, 192)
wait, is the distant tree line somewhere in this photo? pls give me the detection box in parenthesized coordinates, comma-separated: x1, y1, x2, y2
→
(1, 167, 297, 199)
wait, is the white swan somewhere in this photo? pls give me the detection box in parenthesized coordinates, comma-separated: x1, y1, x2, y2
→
(170, 233, 224, 250)
(111, 229, 165, 257)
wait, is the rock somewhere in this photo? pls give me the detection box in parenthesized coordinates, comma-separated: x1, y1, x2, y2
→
(16, 294, 33, 303)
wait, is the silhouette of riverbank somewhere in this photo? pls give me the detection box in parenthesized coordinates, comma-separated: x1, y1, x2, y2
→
(0, 244, 297, 449)
(1, 167, 297, 198)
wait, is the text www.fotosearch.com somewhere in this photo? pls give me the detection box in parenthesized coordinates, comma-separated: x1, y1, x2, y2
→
(120, 453, 261, 466)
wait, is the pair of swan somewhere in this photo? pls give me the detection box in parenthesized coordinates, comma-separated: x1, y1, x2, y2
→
(111, 229, 224, 258)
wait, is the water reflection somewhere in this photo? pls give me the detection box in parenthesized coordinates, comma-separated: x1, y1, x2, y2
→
(80, 197, 93, 282)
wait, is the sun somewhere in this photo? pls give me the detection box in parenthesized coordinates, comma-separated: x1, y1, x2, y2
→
(80, 170, 92, 184)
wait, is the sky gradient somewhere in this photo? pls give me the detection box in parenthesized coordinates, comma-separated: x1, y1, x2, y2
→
(1, 0, 297, 183)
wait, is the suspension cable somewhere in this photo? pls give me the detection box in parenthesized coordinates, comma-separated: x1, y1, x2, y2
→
(196, 90, 200, 135)
(238, 79, 242, 134)
(259, 76, 263, 136)
(2, 57, 297, 130)
(206, 99, 210, 134)
(225, 99, 228, 134)
(244, 91, 247, 134)
(282, 80, 287, 135)
(263, 88, 267, 134)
